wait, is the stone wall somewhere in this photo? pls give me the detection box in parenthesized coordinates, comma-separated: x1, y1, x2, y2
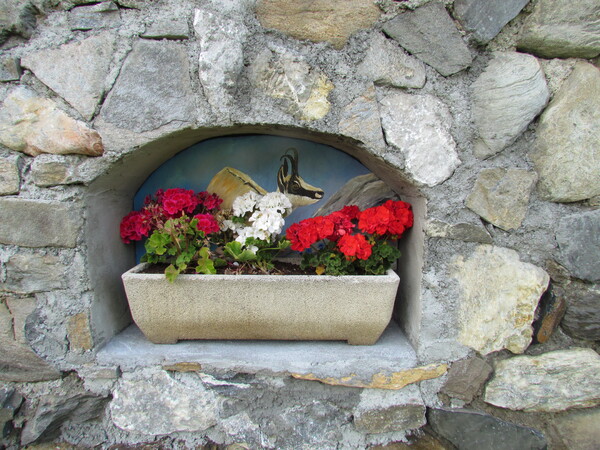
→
(1, 0, 600, 448)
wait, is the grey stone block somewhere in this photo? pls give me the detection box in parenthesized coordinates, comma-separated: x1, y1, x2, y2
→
(454, 0, 529, 43)
(556, 209, 600, 282)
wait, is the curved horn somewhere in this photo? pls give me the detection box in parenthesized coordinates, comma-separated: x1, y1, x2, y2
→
(280, 148, 299, 174)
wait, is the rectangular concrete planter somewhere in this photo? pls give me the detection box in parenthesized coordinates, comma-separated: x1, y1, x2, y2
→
(121, 263, 400, 345)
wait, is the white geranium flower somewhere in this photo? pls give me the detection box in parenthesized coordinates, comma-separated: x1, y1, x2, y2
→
(220, 219, 237, 232)
(258, 192, 292, 214)
(232, 191, 259, 216)
(250, 209, 285, 236)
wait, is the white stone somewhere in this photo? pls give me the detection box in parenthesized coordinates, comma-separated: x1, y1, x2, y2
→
(484, 348, 600, 412)
(338, 85, 385, 153)
(379, 91, 460, 187)
(110, 367, 219, 434)
(452, 245, 549, 355)
(471, 52, 549, 159)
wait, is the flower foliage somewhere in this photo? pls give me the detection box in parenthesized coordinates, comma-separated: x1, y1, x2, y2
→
(286, 200, 414, 275)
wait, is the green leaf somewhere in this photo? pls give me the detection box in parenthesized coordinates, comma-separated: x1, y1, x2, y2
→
(196, 258, 216, 274)
(164, 264, 180, 283)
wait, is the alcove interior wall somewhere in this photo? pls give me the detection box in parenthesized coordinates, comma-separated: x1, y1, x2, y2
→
(85, 125, 426, 351)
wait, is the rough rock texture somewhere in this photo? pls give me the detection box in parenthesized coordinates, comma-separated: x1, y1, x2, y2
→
(100, 40, 195, 133)
(21, 33, 116, 120)
(452, 245, 550, 355)
(0, 387, 23, 437)
(142, 17, 190, 40)
(471, 52, 549, 159)
(255, 0, 380, 50)
(0, 0, 39, 44)
(0, 154, 21, 195)
(250, 48, 334, 121)
(3, 253, 68, 294)
(425, 220, 492, 244)
(67, 312, 93, 351)
(380, 91, 460, 187)
(556, 209, 600, 283)
(383, 2, 472, 76)
(561, 282, 600, 341)
(532, 285, 567, 344)
(353, 385, 426, 433)
(530, 62, 600, 202)
(69, 1, 121, 31)
(0, 56, 21, 82)
(0, 87, 104, 157)
(465, 168, 537, 231)
(453, 0, 529, 44)
(358, 34, 426, 89)
(338, 86, 386, 153)
(0, 198, 81, 248)
(428, 408, 547, 450)
(553, 408, 600, 450)
(110, 368, 219, 434)
(0, 297, 61, 382)
(440, 357, 492, 403)
(194, 5, 247, 118)
(517, 0, 600, 59)
(484, 348, 600, 412)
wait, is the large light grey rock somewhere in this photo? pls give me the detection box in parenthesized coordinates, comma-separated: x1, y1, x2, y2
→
(353, 384, 426, 433)
(338, 86, 385, 153)
(110, 368, 219, 434)
(530, 62, 600, 202)
(429, 408, 547, 450)
(484, 348, 600, 412)
(517, 0, 600, 59)
(3, 253, 68, 294)
(193, 7, 248, 118)
(383, 2, 472, 76)
(0, 154, 20, 195)
(425, 219, 492, 244)
(452, 245, 549, 355)
(68, 1, 120, 31)
(255, 0, 381, 50)
(454, 0, 529, 44)
(358, 34, 426, 89)
(0, 87, 104, 157)
(0, 198, 81, 248)
(0, 297, 61, 382)
(21, 33, 116, 120)
(556, 210, 600, 283)
(466, 168, 537, 231)
(380, 91, 460, 187)
(471, 52, 549, 159)
(553, 408, 600, 450)
(249, 48, 334, 121)
(561, 282, 600, 341)
(100, 40, 195, 133)
(0, 57, 21, 82)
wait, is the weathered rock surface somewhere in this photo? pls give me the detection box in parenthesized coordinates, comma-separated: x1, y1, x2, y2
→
(0, 0, 39, 44)
(425, 219, 492, 244)
(0, 198, 81, 248)
(428, 408, 547, 450)
(453, 0, 529, 43)
(338, 86, 385, 153)
(530, 62, 600, 202)
(517, 0, 600, 59)
(313, 173, 397, 217)
(67, 312, 93, 351)
(532, 285, 566, 344)
(383, 2, 472, 76)
(452, 245, 550, 355)
(0, 87, 103, 157)
(194, 6, 247, 118)
(353, 384, 426, 433)
(556, 209, 600, 283)
(256, 0, 380, 50)
(0, 297, 61, 382)
(0, 57, 21, 82)
(358, 34, 426, 89)
(69, 1, 121, 31)
(561, 282, 600, 341)
(466, 168, 537, 231)
(250, 48, 334, 121)
(20, 374, 108, 445)
(380, 91, 460, 187)
(21, 33, 116, 119)
(440, 357, 492, 403)
(0, 154, 21, 195)
(3, 253, 68, 294)
(100, 40, 195, 133)
(0, 387, 23, 437)
(471, 52, 549, 159)
(110, 368, 219, 434)
(142, 17, 190, 40)
(553, 408, 600, 450)
(484, 348, 600, 412)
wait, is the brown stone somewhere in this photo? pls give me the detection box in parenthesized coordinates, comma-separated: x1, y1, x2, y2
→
(533, 284, 567, 344)
(440, 357, 492, 403)
(256, 0, 380, 50)
(67, 312, 93, 351)
(553, 408, 600, 450)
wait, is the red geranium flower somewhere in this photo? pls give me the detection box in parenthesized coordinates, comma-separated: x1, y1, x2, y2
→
(358, 205, 393, 235)
(120, 210, 151, 243)
(161, 188, 199, 216)
(337, 234, 372, 260)
(194, 213, 220, 234)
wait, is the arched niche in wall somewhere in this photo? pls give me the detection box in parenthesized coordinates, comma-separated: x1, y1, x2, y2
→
(85, 125, 426, 351)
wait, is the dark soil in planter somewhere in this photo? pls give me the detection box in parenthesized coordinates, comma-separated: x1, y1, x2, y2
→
(143, 261, 316, 276)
